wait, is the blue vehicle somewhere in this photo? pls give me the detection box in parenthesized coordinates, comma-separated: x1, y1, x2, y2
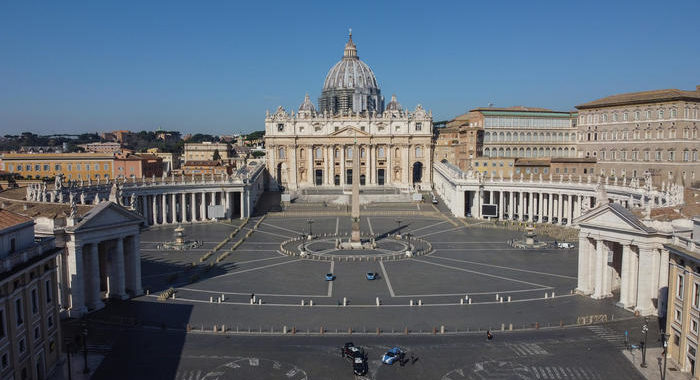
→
(381, 347, 404, 365)
(366, 272, 377, 280)
(325, 273, 335, 281)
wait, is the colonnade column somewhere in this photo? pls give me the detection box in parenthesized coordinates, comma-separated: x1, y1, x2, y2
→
(161, 194, 167, 224)
(548, 193, 554, 223)
(189, 193, 196, 222)
(87, 243, 104, 309)
(225, 192, 232, 219)
(658, 248, 670, 317)
(181, 193, 187, 222)
(508, 191, 514, 219)
(66, 241, 87, 317)
(538, 193, 544, 222)
(636, 247, 657, 315)
(576, 237, 593, 294)
(498, 191, 504, 220)
(592, 238, 606, 299)
(152, 195, 159, 225)
(107, 238, 127, 299)
(617, 244, 638, 308)
(126, 234, 143, 296)
(528, 192, 534, 221)
(567, 195, 573, 225)
(518, 192, 524, 221)
(240, 190, 246, 219)
(200, 192, 207, 220)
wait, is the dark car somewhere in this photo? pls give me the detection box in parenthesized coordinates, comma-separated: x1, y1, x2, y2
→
(341, 342, 365, 360)
(353, 355, 368, 376)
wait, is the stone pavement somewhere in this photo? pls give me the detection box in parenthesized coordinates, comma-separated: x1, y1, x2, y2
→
(48, 352, 105, 380)
(624, 346, 693, 380)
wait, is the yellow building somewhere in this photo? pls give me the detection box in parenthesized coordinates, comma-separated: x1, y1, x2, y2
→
(0, 153, 114, 180)
(665, 217, 700, 378)
(471, 157, 515, 178)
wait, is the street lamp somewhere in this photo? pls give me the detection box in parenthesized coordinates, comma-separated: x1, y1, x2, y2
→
(661, 331, 669, 380)
(395, 219, 402, 238)
(81, 321, 89, 374)
(306, 219, 314, 239)
(641, 318, 649, 368)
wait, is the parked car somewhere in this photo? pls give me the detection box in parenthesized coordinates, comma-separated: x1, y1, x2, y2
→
(381, 347, 404, 365)
(353, 355, 368, 375)
(366, 272, 378, 280)
(341, 342, 364, 360)
(325, 273, 335, 281)
(557, 242, 575, 249)
(431, 196, 439, 204)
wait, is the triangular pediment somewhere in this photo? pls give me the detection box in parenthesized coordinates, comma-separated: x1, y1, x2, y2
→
(69, 201, 143, 232)
(328, 126, 370, 137)
(575, 203, 655, 234)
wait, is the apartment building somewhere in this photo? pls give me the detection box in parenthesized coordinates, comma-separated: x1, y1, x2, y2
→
(0, 153, 114, 180)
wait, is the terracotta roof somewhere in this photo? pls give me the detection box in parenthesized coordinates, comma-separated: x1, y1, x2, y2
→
(576, 87, 700, 109)
(472, 106, 555, 112)
(184, 160, 226, 167)
(0, 209, 33, 230)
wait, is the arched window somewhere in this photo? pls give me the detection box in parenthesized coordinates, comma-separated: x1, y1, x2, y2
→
(395, 148, 400, 158)
(484, 148, 491, 157)
(505, 148, 511, 157)
(299, 148, 305, 159)
(499, 132, 504, 142)
(361, 148, 366, 158)
(347, 147, 353, 159)
(334, 149, 340, 159)
(378, 147, 385, 158)
(315, 148, 323, 159)
(485, 132, 491, 143)
(498, 148, 504, 157)
(415, 146, 423, 158)
(278, 147, 285, 159)
(506, 132, 512, 141)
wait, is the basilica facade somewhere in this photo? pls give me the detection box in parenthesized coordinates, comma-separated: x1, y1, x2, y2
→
(264, 33, 433, 191)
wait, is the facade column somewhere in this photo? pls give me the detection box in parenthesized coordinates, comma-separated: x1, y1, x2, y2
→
(538, 193, 544, 222)
(518, 191, 524, 221)
(567, 195, 574, 225)
(528, 191, 534, 221)
(240, 190, 246, 219)
(66, 241, 87, 317)
(402, 144, 410, 188)
(87, 243, 104, 310)
(618, 243, 631, 307)
(225, 191, 232, 219)
(190, 193, 196, 222)
(340, 145, 346, 186)
(152, 195, 159, 225)
(658, 248, 670, 318)
(576, 237, 592, 294)
(636, 247, 657, 315)
(548, 193, 554, 223)
(386, 145, 392, 186)
(307, 144, 314, 186)
(125, 234, 143, 296)
(210, 192, 217, 219)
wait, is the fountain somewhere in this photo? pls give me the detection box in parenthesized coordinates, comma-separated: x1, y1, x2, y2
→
(512, 224, 548, 249)
(157, 225, 203, 251)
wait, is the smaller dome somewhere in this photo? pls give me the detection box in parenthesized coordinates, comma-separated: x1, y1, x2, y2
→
(298, 94, 316, 113)
(385, 94, 402, 112)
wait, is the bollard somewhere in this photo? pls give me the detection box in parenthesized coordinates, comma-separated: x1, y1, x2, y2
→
(211, 296, 214, 303)
(496, 293, 499, 300)
(348, 327, 352, 334)
(222, 324, 225, 332)
(146, 289, 150, 295)
(410, 300, 414, 306)
(258, 298, 262, 305)
(283, 325, 288, 334)
(468, 298, 472, 305)
(309, 300, 313, 306)
(343, 297, 347, 306)
(508, 296, 511, 302)
(221, 294, 225, 301)
(292, 327, 296, 334)
(418, 299, 423, 306)
(440, 325, 445, 334)
(460, 298, 464, 305)
(172, 293, 175, 300)
(213, 325, 218, 332)
(500, 297, 503, 303)
(544, 293, 548, 299)
(551, 291, 555, 297)
(376, 327, 380, 335)
(501, 323, 505, 331)
(250, 298, 254, 304)
(404, 327, 409, 335)
(301, 299, 305, 306)
(376, 297, 380, 306)
(253, 295, 256, 303)
(509, 323, 513, 331)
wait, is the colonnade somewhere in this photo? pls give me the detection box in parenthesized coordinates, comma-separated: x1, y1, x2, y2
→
(577, 237, 669, 316)
(134, 190, 249, 226)
(466, 189, 589, 225)
(64, 234, 142, 317)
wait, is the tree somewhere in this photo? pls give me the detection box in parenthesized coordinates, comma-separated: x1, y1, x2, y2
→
(251, 151, 265, 158)
(212, 149, 221, 161)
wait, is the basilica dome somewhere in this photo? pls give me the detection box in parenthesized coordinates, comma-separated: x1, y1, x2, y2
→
(318, 32, 384, 115)
(322, 37, 379, 91)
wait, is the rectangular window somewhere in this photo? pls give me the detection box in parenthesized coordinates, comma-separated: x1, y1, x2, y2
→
(415, 123, 422, 131)
(104, 163, 109, 170)
(277, 123, 284, 132)
(0, 309, 5, 339)
(76, 164, 81, 170)
(675, 309, 683, 323)
(692, 319, 699, 335)
(68, 164, 72, 171)
(48, 315, 54, 329)
(31, 289, 38, 314)
(34, 326, 40, 340)
(34, 164, 40, 171)
(45, 280, 52, 304)
(677, 274, 685, 299)
(693, 282, 699, 308)
(44, 164, 49, 171)
(19, 338, 25, 353)
(94, 164, 99, 170)
(0, 353, 6, 370)
(15, 298, 23, 326)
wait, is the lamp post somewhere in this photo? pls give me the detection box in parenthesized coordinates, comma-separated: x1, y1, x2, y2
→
(306, 219, 314, 239)
(641, 318, 649, 368)
(395, 219, 402, 238)
(661, 331, 669, 380)
(81, 321, 89, 374)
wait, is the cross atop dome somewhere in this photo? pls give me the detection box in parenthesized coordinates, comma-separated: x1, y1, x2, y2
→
(344, 28, 357, 58)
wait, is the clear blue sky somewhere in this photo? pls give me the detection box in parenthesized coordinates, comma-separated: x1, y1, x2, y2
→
(1, 0, 698, 136)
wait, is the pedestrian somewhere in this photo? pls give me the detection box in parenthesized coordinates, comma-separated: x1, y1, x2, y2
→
(250, 293, 255, 301)
(487, 330, 493, 341)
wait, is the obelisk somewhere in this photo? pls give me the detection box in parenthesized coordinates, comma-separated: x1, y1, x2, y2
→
(351, 141, 361, 243)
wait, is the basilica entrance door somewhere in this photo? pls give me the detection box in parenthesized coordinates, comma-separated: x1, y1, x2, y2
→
(377, 169, 385, 185)
(315, 170, 323, 186)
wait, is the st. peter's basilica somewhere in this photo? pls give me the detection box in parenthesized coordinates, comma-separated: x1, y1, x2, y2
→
(265, 32, 434, 191)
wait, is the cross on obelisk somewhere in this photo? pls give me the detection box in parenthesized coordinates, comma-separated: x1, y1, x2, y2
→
(351, 135, 361, 242)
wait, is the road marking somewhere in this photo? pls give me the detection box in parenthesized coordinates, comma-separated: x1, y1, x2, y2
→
(177, 286, 329, 298)
(327, 261, 334, 297)
(407, 220, 448, 234)
(202, 258, 302, 279)
(335, 217, 339, 235)
(367, 217, 374, 235)
(390, 286, 550, 298)
(245, 228, 292, 239)
(261, 222, 304, 235)
(429, 255, 577, 280)
(379, 261, 396, 297)
(417, 226, 464, 238)
(410, 258, 552, 288)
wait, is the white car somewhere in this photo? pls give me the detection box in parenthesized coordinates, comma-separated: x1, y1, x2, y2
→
(557, 242, 575, 249)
